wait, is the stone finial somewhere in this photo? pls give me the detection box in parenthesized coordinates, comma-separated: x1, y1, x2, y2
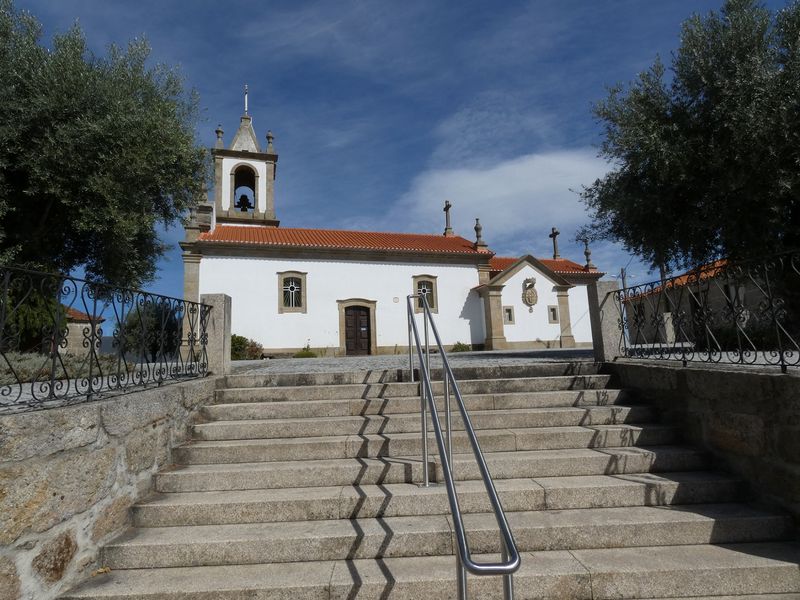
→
(214, 124, 224, 149)
(266, 130, 275, 153)
(474, 218, 487, 249)
(443, 200, 453, 237)
(583, 238, 596, 270)
(549, 226, 560, 259)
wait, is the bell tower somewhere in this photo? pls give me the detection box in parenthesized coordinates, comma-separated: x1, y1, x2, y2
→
(211, 85, 279, 226)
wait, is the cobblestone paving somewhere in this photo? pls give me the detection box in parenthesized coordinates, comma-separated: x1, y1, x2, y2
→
(232, 348, 594, 374)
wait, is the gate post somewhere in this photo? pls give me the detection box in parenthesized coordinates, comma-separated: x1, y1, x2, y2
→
(201, 294, 232, 376)
(587, 281, 621, 363)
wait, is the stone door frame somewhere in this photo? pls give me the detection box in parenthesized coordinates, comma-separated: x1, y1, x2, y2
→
(337, 298, 377, 356)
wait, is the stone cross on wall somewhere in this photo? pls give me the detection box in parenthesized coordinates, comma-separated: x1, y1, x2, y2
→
(443, 200, 453, 237)
(549, 227, 560, 259)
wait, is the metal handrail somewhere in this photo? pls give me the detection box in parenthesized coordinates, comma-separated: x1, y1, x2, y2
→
(406, 294, 520, 599)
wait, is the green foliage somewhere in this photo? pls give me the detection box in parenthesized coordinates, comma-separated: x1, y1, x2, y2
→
(230, 334, 249, 361)
(0, 350, 132, 385)
(230, 334, 264, 360)
(0, 0, 208, 287)
(293, 342, 317, 358)
(581, 0, 800, 270)
(450, 341, 471, 352)
(122, 300, 180, 363)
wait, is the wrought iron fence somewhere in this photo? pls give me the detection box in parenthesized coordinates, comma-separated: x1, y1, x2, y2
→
(613, 251, 800, 372)
(0, 265, 210, 412)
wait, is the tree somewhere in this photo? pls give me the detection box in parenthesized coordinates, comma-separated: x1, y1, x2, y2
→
(580, 0, 800, 271)
(0, 0, 208, 287)
(122, 299, 181, 363)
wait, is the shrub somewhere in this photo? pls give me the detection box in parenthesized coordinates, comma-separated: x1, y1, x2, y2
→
(293, 342, 317, 358)
(450, 341, 471, 352)
(230, 334, 249, 360)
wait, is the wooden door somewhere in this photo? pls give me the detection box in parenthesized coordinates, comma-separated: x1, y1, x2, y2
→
(345, 306, 370, 355)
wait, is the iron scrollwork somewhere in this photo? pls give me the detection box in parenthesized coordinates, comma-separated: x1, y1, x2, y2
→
(0, 265, 211, 413)
(612, 251, 800, 372)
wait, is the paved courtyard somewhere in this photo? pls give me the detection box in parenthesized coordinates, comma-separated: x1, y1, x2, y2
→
(231, 348, 595, 374)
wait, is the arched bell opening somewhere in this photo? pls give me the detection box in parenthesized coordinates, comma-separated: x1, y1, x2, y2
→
(231, 164, 257, 213)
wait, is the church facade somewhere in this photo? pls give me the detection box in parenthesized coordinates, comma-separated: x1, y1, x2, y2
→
(181, 110, 602, 356)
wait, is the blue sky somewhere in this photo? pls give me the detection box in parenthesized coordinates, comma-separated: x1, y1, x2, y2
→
(17, 0, 787, 299)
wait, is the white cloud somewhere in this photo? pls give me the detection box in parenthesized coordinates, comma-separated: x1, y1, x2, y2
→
(384, 149, 608, 246)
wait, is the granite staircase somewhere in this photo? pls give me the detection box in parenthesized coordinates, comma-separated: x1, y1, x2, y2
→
(62, 362, 800, 599)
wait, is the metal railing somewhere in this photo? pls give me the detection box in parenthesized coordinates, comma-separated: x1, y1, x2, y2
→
(613, 250, 800, 372)
(406, 293, 520, 599)
(0, 265, 210, 412)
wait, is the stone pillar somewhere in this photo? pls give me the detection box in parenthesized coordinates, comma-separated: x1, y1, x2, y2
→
(587, 280, 621, 363)
(479, 284, 507, 350)
(182, 253, 201, 304)
(201, 294, 232, 376)
(555, 285, 576, 348)
(265, 162, 276, 220)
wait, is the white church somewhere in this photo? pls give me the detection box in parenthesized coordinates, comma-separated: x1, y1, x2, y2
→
(181, 106, 603, 356)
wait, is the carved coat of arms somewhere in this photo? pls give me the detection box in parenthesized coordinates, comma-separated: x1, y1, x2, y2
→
(522, 278, 538, 312)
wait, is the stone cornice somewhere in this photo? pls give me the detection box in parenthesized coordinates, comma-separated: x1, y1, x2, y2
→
(212, 148, 278, 162)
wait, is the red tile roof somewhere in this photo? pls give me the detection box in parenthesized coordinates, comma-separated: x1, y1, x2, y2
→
(541, 258, 594, 274)
(64, 306, 105, 323)
(488, 256, 518, 276)
(489, 255, 596, 277)
(199, 226, 491, 255)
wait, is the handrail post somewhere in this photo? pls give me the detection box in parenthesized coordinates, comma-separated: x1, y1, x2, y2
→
(423, 305, 430, 376)
(502, 540, 514, 599)
(407, 302, 415, 382)
(445, 374, 453, 470)
(420, 380, 430, 487)
(456, 554, 467, 600)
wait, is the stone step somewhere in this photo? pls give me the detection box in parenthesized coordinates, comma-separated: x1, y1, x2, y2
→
(643, 596, 800, 600)
(214, 374, 613, 403)
(102, 504, 791, 569)
(192, 405, 655, 441)
(201, 389, 635, 421)
(202, 388, 636, 421)
(59, 544, 800, 599)
(175, 424, 678, 464)
(220, 361, 601, 390)
(570, 543, 800, 598)
(155, 446, 707, 492)
(133, 472, 743, 527)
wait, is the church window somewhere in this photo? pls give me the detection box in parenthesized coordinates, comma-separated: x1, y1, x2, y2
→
(503, 306, 515, 324)
(278, 271, 307, 314)
(412, 275, 438, 313)
(548, 305, 559, 324)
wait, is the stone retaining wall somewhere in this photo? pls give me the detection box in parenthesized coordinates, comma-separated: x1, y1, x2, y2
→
(605, 360, 800, 524)
(0, 377, 218, 600)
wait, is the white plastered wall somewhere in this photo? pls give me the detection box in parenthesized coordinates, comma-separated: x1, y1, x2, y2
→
(220, 157, 268, 213)
(567, 284, 592, 343)
(499, 264, 563, 343)
(198, 256, 486, 351)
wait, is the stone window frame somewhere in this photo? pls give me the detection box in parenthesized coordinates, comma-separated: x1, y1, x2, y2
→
(278, 271, 307, 314)
(548, 305, 559, 324)
(412, 274, 438, 314)
(503, 305, 515, 325)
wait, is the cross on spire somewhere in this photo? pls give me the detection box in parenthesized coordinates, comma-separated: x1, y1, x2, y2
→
(244, 84, 249, 115)
(549, 227, 560, 259)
